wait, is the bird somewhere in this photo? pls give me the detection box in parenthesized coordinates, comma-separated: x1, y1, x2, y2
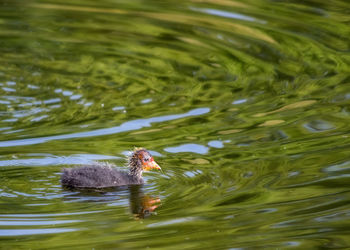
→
(61, 148, 161, 188)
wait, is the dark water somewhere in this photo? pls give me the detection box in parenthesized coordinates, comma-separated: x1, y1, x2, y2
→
(1, 0, 350, 248)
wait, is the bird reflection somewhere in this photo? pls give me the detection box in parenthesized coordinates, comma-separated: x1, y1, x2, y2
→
(128, 185, 161, 219)
(62, 184, 161, 219)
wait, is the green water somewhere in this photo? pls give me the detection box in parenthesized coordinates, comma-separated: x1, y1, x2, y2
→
(1, 0, 350, 249)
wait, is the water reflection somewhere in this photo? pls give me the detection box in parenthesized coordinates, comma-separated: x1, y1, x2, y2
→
(128, 185, 161, 219)
(191, 7, 266, 24)
(164, 143, 209, 154)
(1, 0, 350, 248)
(63, 185, 161, 219)
(0, 108, 210, 147)
(0, 228, 77, 236)
(0, 154, 119, 167)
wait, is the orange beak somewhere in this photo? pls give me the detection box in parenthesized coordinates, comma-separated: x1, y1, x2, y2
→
(142, 159, 161, 171)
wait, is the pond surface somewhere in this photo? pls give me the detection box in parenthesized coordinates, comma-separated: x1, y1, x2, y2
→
(1, 0, 350, 248)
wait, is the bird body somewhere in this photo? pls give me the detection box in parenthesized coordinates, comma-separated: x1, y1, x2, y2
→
(61, 148, 160, 188)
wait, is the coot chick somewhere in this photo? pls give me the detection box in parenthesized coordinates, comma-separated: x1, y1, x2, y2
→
(61, 148, 161, 188)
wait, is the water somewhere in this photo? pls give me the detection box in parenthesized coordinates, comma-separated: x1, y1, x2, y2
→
(1, 0, 350, 248)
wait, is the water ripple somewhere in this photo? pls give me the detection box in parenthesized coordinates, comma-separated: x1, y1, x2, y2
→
(191, 7, 266, 24)
(164, 143, 209, 154)
(0, 108, 210, 147)
(0, 153, 119, 167)
(0, 228, 77, 236)
(0, 0, 349, 248)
